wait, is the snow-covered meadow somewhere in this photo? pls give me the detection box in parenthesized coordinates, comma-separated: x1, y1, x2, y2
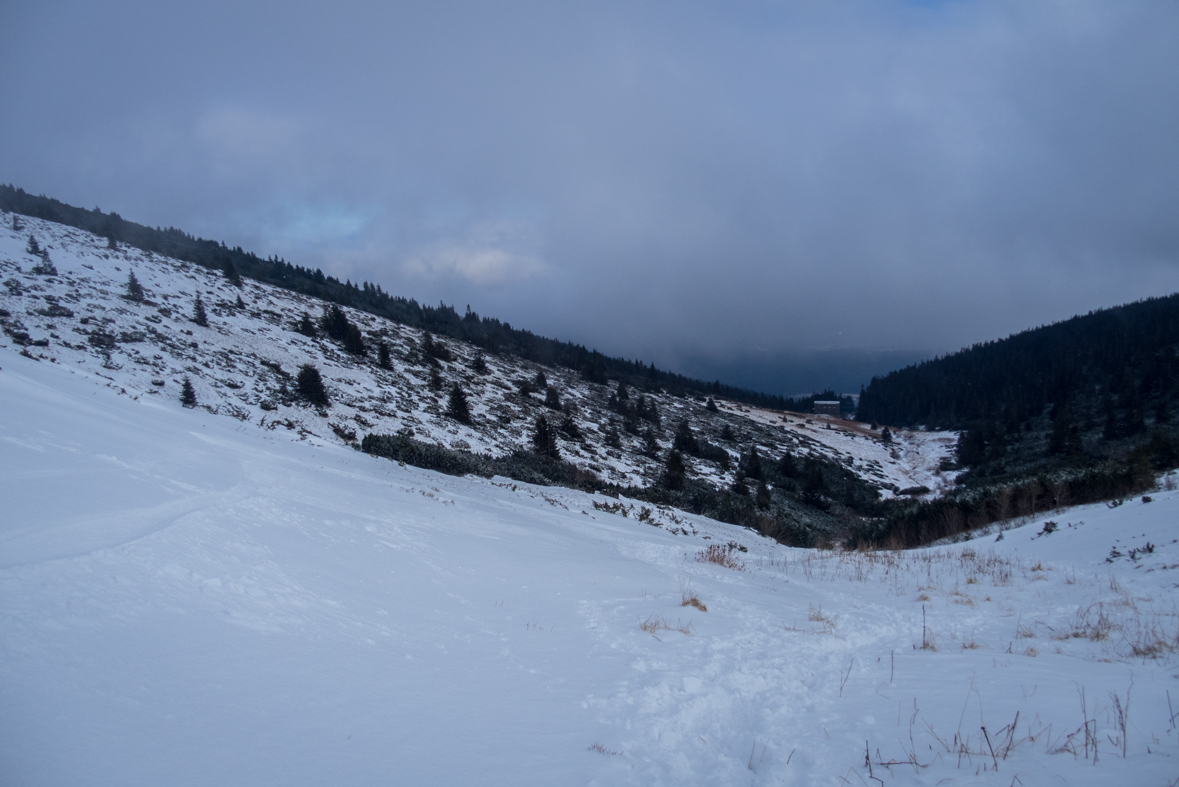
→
(2, 351, 1178, 786)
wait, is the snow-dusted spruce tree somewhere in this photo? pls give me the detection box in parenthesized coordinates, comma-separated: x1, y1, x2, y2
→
(663, 449, 686, 490)
(26, 235, 56, 275)
(673, 418, 699, 455)
(343, 323, 367, 357)
(446, 383, 471, 424)
(604, 421, 622, 449)
(532, 414, 559, 459)
(559, 412, 581, 440)
(192, 294, 208, 327)
(642, 427, 660, 458)
(420, 331, 451, 363)
(297, 364, 329, 407)
(377, 340, 392, 370)
(756, 479, 771, 510)
(181, 377, 197, 407)
(124, 271, 145, 302)
(222, 257, 242, 287)
(428, 366, 443, 391)
(471, 351, 487, 375)
(534, 369, 548, 389)
(320, 304, 350, 342)
(296, 312, 317, 338)
(544, 386, 562, 411)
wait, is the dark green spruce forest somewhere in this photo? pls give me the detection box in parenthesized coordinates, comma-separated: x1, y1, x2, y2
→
(852, 295, 1179, 546)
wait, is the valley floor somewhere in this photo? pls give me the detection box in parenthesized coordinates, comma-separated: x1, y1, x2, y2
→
(2, 353, 1178, 786)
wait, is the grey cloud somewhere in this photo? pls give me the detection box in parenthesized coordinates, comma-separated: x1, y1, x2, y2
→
(2, 0, 1177, 393)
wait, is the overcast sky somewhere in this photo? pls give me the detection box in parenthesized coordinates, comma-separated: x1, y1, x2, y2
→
(3, 0, 1178, 393)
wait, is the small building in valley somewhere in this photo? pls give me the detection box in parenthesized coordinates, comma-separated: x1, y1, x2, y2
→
(813, 400, 841, 418)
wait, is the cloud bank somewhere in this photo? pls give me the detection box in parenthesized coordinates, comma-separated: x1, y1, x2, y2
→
(3, 0, 1177, 391)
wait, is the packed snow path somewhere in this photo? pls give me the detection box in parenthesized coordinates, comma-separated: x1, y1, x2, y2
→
(2, 355, 1178, 785)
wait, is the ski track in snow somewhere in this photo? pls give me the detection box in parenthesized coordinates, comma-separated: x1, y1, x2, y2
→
(2, 215, 1178, 785)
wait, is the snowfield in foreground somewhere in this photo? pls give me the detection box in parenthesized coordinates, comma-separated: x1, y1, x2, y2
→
(2, 353, 1178, 786)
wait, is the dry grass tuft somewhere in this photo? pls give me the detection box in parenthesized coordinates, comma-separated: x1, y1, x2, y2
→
(696, 543, 746, 571)
(1055, 603, 1114, 642)
(588, 742, 621, 756)
(681, 587, 708, 612)
(640, 613, 694, 636)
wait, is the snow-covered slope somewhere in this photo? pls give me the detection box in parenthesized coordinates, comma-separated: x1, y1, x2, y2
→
(2, 352, 1177, 786)
(0, 213, 954, 500)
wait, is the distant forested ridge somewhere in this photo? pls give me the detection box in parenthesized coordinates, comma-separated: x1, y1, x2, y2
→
(845, 293, 1179, 548)
(856, 293, 1179, 498)
(857, 295, 1179, 431)
(1, 184, 821, 411)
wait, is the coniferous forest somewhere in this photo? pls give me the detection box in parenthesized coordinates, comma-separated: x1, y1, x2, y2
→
(850, 295, 1179, 547)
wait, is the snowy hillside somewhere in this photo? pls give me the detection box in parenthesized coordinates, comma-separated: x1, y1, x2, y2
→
(3, 344, 1178, 785)
(0, 213, 953, 508)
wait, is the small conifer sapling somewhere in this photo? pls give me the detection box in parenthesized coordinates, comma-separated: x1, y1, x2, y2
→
(181, 377, 197, 407)
(296, 312, 318, 337)
(532, 414, 560, 459)
(296, 364, 329, 407)
(544, 386, 562, 410)
(559, 412, 581, 440)
(343, 324, 367, 357)
(446, 383, 471, 424)
(222, 257, 242, 287)
(642, 427, 660, 458)
(664, 449, 686, 490)
(192, 294, 209, 327)
(124, 271, 145, 302)
(756, 479, 771, 509)
(377, 340, 392, 370)
(605, 421, 622, 449)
